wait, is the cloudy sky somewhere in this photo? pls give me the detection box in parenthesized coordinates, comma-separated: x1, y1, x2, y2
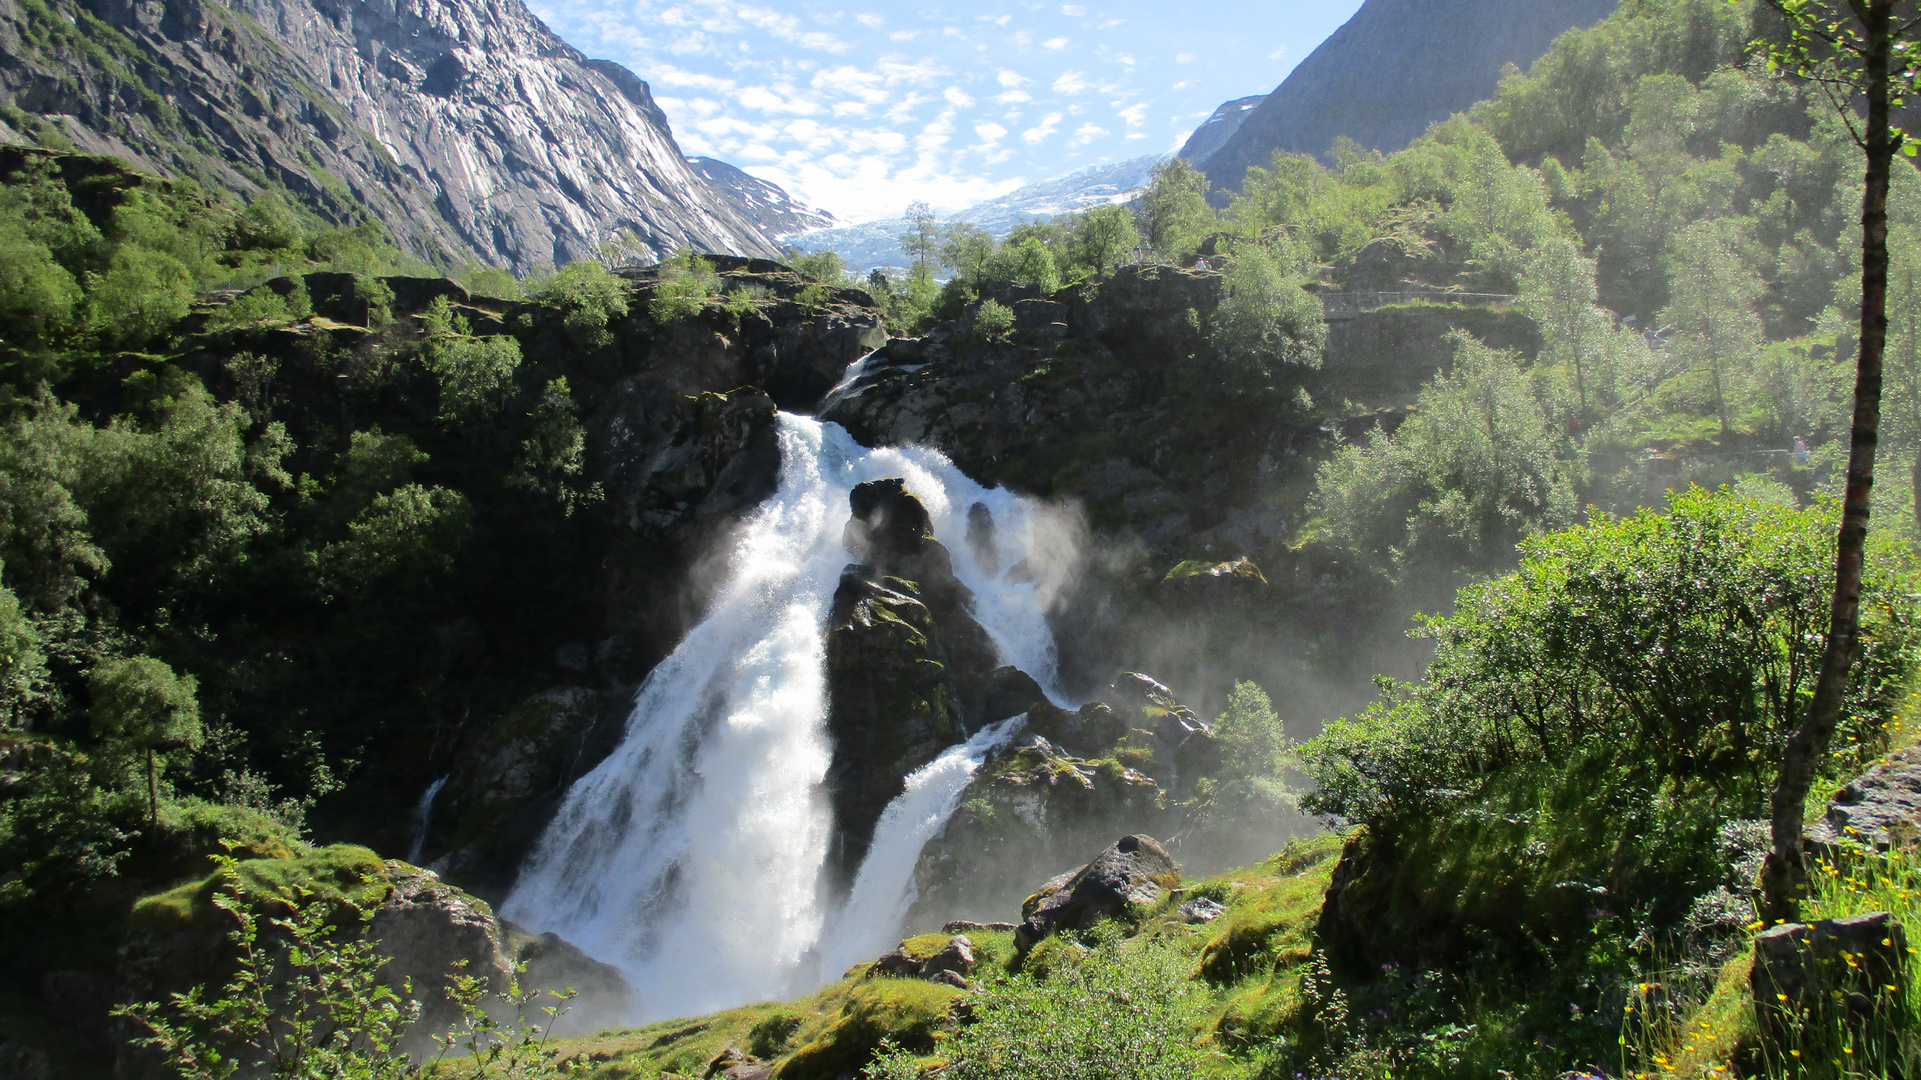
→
(530, 0, 1366, 222)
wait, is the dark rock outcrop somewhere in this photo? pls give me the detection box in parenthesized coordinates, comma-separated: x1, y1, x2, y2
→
(1189, 0, 1618, 190)
(1014, 834, 1180, 950)
(823, 478, 1005, 886)
(0, 0, 811, 271)
(909, 673, 1217, 926)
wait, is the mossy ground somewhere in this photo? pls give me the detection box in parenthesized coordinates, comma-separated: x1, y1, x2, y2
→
(127, 842, 391, 931)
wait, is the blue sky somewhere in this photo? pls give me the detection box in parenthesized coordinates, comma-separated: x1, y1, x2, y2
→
(529, 0, 1366, 222)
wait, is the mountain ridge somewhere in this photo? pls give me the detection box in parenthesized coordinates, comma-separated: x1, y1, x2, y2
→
(1187, 0, 1618, 190)
(0, 0, 817, 271)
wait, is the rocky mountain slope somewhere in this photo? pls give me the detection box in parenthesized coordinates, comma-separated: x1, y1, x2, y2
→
(1187, 0, 1617, 190)
(0, 0, 798, 271)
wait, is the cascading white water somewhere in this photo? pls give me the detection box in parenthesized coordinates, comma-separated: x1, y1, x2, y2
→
(814, 714, 1027, 979)
(407, 775, 448, 865)
(502, 410, 1066, 1022)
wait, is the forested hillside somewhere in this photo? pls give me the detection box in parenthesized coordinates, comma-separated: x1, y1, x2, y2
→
(0, 0, 1919, 1077)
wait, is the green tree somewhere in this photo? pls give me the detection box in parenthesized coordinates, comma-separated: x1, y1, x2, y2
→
(85, 247, 194, 349)
(0, 576, 45, 729)
(1310, 333, 1580, 575)
(0, 231, 80, 344)
(1750, 0, 1921, 919)
(1065, 205, 1140, 280)
(899, 201, 941, 275)
(1207, 244, 1325, 380)
(1520, 236, 1613, 417)
(1663, 219, 1763, 437)
(938, 223, 996, 284)
(648, 247, 722, 322)
(510, 378, 601, 516)
(421, 297, 524, 424)
(90, 655, 202, 825)
(535, 259, 630, 349)
(1139, 157, 1216, 260)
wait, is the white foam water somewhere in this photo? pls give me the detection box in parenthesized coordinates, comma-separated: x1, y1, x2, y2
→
(407, 775, 448, 866)
(502, 412, 1065, 1022)
(814, 714, 1026, 980)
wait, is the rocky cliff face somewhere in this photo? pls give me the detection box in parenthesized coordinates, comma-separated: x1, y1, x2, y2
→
(0, 0, 803, 270)
(1189, 0, 1617, 191)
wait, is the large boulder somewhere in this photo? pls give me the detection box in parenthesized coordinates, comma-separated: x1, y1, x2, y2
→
(1014, 835, 1180, 951)
(823, 480, 1014, 887)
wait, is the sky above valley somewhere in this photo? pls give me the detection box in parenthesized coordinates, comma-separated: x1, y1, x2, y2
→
(528, 0, 1366, 222)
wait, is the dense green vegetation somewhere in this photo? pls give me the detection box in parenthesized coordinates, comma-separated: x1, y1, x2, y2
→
(3, 0, 1921, 1076)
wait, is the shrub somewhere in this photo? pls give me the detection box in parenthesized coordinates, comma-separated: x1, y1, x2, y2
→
(973, 299, 1014, 344)
(864, 927, 1204, 1080)
(649, 247, 721, 322)
(536, 258, 630, 347)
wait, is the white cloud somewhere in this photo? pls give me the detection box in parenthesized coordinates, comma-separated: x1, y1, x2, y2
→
(980, 13, 1011, 25)
(993, 89, 1032, 104)
(1022, 111, 1064, 144)
(973, 121, 1007, 141)
(1268, 46, 1287, 60)
(1042, 36, 1070, 50)
(890, 28, 919, 40)
(855, 12, 883, 27)
(1175, 52, 1197, 63)
(1012, 30, 1033, 49)
(943, 25, 965, 37)
(814, 65, 888, 102)
(1117, 103, 1146, 128)
(1070, 122, 1107, 146)
(996, 69, 1029, 88)
(1052, 70, 1089, 95)
(737, 85, 820, 115)
(944, 86, 976, 107)
(1060, 3, 1084, 13)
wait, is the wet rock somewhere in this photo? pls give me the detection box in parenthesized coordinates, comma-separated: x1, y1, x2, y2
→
(909, 729, 1168, 927)
(1159, 556, 1270, 607)
(1016, 835, 1180, 951)
(372, 864, 517, 1057)
(1809, 746, 1921, 852)
(982, 666, 1048, 725)
(1180, 897, 1228, 923)
(919, 935, 976, 978)
(824, 480, 1020, 887)
(929, 969, 971, 989)
(966, 501, 1000, 576)
(1752, 912, 1910, 1052)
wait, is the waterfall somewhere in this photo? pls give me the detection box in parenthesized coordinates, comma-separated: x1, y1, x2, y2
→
(502, 412, 1064, 1022)
(814, 714, 1026, 979)
(407, 775, 448, 866)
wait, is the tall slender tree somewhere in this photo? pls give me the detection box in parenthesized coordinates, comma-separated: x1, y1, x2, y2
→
(1753, 0, 1921, 921)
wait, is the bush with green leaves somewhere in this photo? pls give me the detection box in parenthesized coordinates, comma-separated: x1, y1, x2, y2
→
(1207, 245, 1325, 380)
(973, 299, 1015, 344)
(421, 296, 524, 424)
(1302, 487, 1919, 916)
(649, 247, 723, 322)
(510, 378, 601, 516)
(535, 258, 630, 347)
(862, 926, 1205, 1080)
(1309, 332, 1581, 578)
(89, 654, 202, 825)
